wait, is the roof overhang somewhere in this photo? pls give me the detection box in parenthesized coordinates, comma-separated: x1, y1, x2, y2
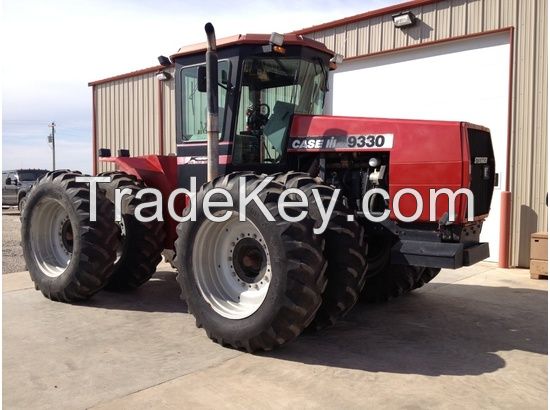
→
(291, 0, 438, 34)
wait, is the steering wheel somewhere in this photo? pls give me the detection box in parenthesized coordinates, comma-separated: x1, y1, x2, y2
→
(246, 103, 270, 132)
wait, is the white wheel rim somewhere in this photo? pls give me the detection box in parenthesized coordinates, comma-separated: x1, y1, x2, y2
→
(192, 212, 272, 319)
(29, 198, 73, 278)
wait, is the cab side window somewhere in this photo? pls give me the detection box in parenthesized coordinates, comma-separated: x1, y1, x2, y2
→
(180, 61, 230, 142)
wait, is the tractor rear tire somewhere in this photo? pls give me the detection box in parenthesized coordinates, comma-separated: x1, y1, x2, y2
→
(274, 172, 368, 330)
(175, 172, 327, 352)
(18, 195, 27, 213)
(361, 264, 423, 303)
(21, 170, 119, 302)
(98, 171, 165, 291)
(162, 249, 177, 269)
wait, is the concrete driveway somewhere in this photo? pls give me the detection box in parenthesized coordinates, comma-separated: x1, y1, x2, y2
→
(3, 262, 547, 409)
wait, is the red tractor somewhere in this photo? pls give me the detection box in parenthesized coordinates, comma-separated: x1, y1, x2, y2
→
(21, 24, 494, 352)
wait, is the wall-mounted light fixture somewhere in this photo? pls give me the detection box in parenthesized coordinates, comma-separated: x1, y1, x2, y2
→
(392, 11, 417, 28)
(157, 71, 172, 81)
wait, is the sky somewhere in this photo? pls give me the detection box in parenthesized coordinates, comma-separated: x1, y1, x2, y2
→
(2, 0, 398, 174)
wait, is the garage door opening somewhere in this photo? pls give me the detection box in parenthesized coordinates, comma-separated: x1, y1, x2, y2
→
(327, 32, 511, 262)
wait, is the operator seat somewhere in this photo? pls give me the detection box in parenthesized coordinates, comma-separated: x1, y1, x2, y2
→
(263, 101, 296, 158)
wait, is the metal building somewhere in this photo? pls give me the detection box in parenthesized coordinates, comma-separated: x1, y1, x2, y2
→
(89, 0, 547, 267)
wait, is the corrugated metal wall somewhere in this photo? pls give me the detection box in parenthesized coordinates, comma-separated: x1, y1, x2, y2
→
(94, 67, 176, 172)
(92, 0, 547, 267)
(302, 0, 547, 267)
(305, 0, 523, 52)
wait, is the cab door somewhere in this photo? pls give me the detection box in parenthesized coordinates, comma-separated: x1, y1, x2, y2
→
(176, 60, 231, 190)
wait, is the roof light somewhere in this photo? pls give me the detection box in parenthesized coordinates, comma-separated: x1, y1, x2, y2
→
(392, 11, 416, 28)
(158, 55, 172, 67)
(272, 45, 286, 54)
(269, 32, 284, 46)
(330, 54, 344, 64)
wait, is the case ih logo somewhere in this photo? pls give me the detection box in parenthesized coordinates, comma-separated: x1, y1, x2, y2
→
(288, 134, 394, 151)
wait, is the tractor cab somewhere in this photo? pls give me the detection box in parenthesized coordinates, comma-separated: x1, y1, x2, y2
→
(170, 34, 335, 187)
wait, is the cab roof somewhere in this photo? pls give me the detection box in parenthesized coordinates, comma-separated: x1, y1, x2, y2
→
(89, 33, 335, 86)
(170, 33, 334, 60)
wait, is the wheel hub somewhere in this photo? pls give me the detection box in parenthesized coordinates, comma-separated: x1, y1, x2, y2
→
(192, 213, 272, 319)
(59, 218, 73, 254)
(232, 237, 267, 284)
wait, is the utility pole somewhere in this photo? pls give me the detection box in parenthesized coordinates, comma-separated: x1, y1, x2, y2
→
(48, 122, 56, 170)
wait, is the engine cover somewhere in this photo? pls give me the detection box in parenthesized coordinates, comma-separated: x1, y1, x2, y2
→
(287, 114, 495, 225)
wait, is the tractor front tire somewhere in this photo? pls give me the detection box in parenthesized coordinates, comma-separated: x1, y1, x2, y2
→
(175, 173, 327, 352)
(21, 170, 118, 302)
(364, 234, 392, 279)
(274, 172, 368, 330)
(361, 264, 423, 303)
(414, 267, 442, 290)
(98, 171, 165, 291)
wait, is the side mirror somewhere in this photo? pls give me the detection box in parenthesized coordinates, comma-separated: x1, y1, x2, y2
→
(197, 66, 207, 92)
(221, 69, 228, 85)
(5, 177, 11, 185)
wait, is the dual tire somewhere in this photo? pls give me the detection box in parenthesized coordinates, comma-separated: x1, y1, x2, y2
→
(175, 173, 327, 351)
(175, 171, 369, 351)
(21, 170, 165, 301)
(273, 172, 368, 330)
(98, 172, 165, 291)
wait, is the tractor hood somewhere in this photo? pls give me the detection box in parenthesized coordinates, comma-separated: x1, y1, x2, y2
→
(288, 114, 495, 224)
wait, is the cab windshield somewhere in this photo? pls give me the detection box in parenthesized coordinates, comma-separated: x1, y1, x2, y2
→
(233, 57, 327, 164)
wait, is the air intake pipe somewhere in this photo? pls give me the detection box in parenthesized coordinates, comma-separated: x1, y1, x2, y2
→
(205, 22, 219, 181)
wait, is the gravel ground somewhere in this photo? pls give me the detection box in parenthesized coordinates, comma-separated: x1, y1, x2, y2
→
(2, 208, 25, 274)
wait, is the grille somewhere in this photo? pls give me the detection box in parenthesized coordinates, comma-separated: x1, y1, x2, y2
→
(467, 128, 495, 217)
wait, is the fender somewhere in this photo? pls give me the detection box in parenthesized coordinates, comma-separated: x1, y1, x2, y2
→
(99, 154, 180, 248)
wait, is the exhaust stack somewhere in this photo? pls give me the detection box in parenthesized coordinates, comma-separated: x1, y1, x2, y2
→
(205, 22, 219, 181)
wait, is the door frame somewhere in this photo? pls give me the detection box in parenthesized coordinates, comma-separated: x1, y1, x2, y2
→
(326, 27, 515, 267)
